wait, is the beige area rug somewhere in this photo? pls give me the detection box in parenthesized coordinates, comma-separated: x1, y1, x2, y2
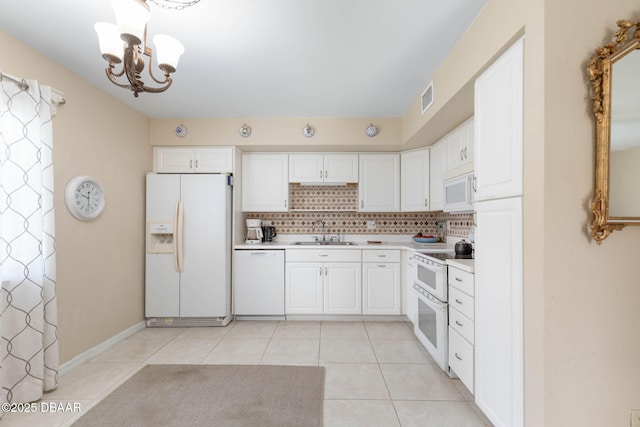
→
(73, 364, 325, 427)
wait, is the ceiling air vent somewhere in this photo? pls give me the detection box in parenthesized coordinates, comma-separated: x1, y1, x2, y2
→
(421, 81, 434, 114)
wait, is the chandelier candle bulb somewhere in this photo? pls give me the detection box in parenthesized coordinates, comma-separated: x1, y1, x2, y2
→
(94, 23, 123, 63)
(153, 35, 185, 72)
(111, 0, 150, 46)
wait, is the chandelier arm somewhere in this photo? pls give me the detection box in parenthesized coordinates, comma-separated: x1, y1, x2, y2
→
(105, 64, 133, 89)
(143, 47, 172, 85)
(139, 78, 174, 93)
(108, 63, 127, 79)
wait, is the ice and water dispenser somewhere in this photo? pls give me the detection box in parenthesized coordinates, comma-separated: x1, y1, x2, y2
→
(147, 222, 174, 253)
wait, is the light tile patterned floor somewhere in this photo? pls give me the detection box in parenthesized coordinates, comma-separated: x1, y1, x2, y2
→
(1, 320, 492, 426)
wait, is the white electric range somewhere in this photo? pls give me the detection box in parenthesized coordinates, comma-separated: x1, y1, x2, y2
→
(411, 249, 473, 372)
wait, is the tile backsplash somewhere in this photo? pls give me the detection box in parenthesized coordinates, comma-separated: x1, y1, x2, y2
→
(244, 185, 473, 238)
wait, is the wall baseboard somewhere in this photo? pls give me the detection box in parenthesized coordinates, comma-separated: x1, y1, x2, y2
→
(59, 321, 146, 376)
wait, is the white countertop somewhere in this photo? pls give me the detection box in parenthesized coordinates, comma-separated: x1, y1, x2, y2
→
(234, 240, 452, 251)
(235, 238, 475, 272)
(446, 258, 474, 273)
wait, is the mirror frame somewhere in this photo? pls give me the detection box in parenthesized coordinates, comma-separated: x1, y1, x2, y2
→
(588, 19, 640, 244)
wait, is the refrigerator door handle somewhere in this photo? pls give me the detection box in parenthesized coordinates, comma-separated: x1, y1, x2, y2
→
(174, 200, 185, 273)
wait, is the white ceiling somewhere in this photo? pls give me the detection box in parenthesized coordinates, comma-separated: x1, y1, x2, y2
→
(0, 0, 486, 119)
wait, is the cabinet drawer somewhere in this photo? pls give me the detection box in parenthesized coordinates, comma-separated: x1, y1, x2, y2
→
(286, 249, 361, 263)
(362, 249, 400, 263)
(449, 287, 474, 320)
(447, 267, 474, 296)
(449, 307, 474, 344)
(448, 327, 474, 393)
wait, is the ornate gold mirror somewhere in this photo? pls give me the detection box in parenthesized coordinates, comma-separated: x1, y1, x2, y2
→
(589, 20, 640, 244)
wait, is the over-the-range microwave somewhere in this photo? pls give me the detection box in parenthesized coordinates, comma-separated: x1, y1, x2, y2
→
(443, 173, 474, 213)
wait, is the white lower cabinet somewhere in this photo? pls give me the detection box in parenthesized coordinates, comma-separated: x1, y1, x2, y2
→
(448, 265, 475, 393)
(285, 250, 361, 315)
(285, 262, 324, 314)
(448, 327, 474, 389)
(362, 250, 401, 315)
(323, 263, 362, 314)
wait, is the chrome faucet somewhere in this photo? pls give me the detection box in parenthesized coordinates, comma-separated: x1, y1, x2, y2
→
(312, 219, 326, 242)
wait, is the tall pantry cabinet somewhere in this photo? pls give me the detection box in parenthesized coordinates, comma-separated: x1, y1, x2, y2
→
(473, 37, 524, 427)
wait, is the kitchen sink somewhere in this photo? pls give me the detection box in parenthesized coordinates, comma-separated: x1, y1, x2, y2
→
(293, 241, 358, 246)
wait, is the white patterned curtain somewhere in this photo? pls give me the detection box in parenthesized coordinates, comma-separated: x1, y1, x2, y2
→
(0, 75, 59, 408)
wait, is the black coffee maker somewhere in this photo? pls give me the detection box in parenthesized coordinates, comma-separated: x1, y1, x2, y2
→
(262, 226, 277, 242)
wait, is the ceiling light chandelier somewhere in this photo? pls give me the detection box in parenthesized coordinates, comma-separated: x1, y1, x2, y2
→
(95, 0, 185, 97)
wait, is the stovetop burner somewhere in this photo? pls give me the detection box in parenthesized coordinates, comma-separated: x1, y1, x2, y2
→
(416, 252, 474, 263)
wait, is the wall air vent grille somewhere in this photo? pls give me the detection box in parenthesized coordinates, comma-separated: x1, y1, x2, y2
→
(421, 81, 434, 114)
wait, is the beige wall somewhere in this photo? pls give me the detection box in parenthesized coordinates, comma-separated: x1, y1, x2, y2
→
(0, 30, 152, 363)
(544, 1, 640, 426)
(150, 117, 403, 152)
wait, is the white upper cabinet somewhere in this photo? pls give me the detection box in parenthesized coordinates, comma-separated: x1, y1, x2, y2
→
(194, 148, 234, 173)
(445, 117, 474, 178)
(289, 153, 358, 184)
(154, 147, 234, 174)
(401, 148, 430, 212)
(474, 38, 523, 201)
(242, 153, 289, 212)
(429, 140, 446, 211)
(324, 154, 359, 183)
(358, 154, 400, 212)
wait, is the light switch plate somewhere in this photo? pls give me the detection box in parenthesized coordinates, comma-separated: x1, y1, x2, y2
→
(631, 410, 640, 427)
(367, 220, 376, 230)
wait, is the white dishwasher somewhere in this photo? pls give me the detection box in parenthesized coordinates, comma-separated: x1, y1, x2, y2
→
(233, 250, 285, 317)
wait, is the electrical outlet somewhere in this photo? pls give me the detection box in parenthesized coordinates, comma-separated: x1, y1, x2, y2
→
(366, 220, 376, 230)
(631, 410, 640, 427)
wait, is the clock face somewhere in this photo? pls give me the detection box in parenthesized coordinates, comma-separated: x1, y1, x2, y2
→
(65, 176, 105, 221)
(74, 181, 103, 215)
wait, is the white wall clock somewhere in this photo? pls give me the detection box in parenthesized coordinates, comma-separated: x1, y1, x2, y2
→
(65, 175, 106, 221)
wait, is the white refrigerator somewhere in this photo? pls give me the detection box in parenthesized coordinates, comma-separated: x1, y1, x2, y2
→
(145, 173, 232, 326)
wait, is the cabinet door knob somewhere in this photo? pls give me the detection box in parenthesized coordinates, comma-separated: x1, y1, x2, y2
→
(473, 175, 477, 193)
(455, 299, 463, 304)
(325, 267, 328, 275)
(190, 160, 193, 168)
(455, 277, 463, 282)
(284, 199, 287, 208)
(195, 159, 199, 168)
(360, 200, 364, 208)
(325, 170, 328, 178)
(319, 267, 322, 276)
(455, 353, 463, 361)
(455, 320, 463, 327)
